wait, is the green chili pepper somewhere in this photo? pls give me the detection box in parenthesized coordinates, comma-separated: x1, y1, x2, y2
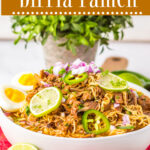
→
(144, 82, 150, 91)
(116, 126, 134, 130)
(82, 109, 110, 135)
(64, 72, 88, 85)
(25, 106, 30, 116)
(112, 70, 150, 82)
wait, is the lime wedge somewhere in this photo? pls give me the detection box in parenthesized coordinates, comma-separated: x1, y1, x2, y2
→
(30, 87, 62, 117)
(8, 143, 38, 150)
(118, 73, 144, 87)
(98, 72, 128, 91)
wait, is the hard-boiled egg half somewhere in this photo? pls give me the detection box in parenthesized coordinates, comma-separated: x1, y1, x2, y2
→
(0, 85, 26, 112)
(12, 72, 36, 91)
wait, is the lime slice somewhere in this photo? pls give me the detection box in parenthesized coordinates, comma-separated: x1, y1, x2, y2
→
(98, 72, 128, 91)
(30, 87, 62, 117)
(8, 143, 38, 150)
(118, 73, 143, 87)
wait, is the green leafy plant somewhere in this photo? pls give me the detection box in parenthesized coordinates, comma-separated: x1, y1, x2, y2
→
(12, 15, 133, 54)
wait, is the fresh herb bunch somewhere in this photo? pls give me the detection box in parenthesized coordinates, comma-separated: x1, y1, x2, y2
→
(12, 15, 133, 54)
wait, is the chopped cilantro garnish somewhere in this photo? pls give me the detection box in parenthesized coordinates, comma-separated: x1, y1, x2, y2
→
(78, 104, 84, 110)
(111, 99, 115, 103)
(67, 104, 71, 108)
(123, 107, 132, 115)
(116, 96, 120, 99)
(64, 89, 69, 93)
(101, 70, 109, 76)
(59, 68, 66, 75)
(65, 123, 69, 127)
(99, 67, 104, 72)
(126, 111, 132, 115)
(25, 106, 30, 116)
(45, 66, 54, 74)
(62, 84, 65, 88)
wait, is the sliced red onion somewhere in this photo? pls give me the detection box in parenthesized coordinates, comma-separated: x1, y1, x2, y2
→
(114, 103, 120, 108)
(4, 112, 11, 117)
(96, 69, 101, 73)
(130, 89, 139, 98)
(61, 112, 65, 117)
(88, 65, 93, 73)
(44, 71, 50, 76)
(72, 66, 88, 75)
(123, 114, 130, 125)
(72, 58, 83, 66)
(53, 65, 63, 76)
(62, 97, 66, 103)
(130, 89, 134, 93)
(71, 59, 87, 70)
(71, 69, 79, 75)
(88, 63, 100, 73)
(64, 63, 69, 70)
(79, 62, 87, 67)
(50, 59, 101, 76)
(110, 125, 116, 131)
(53, 62, 68, 76)
(44, 84, 51, 87)
(40, 81, 51, 87)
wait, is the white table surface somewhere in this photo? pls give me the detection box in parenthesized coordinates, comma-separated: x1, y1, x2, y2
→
(0, 40, 150, 85)
(95, 42, 150, 77)
(0, 41, 45, 85)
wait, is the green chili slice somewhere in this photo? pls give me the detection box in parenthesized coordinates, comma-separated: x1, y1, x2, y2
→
(64, 72, 88, 85)
(116, 126, 134, 130)
(82, 109, 110, 135)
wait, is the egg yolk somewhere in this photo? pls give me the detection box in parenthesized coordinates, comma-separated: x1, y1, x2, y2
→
(5, 88, 25, 103)
(19, 73, 36, 86)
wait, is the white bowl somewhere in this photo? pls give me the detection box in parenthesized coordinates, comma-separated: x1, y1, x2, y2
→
(0, 82, 150, 150)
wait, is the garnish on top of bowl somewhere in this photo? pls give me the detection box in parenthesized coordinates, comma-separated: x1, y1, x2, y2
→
(0, 59, 150, 138)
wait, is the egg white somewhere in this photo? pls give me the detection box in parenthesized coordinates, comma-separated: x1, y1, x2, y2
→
(11, 72, 34, 91)
(0, 85, 26, 112)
